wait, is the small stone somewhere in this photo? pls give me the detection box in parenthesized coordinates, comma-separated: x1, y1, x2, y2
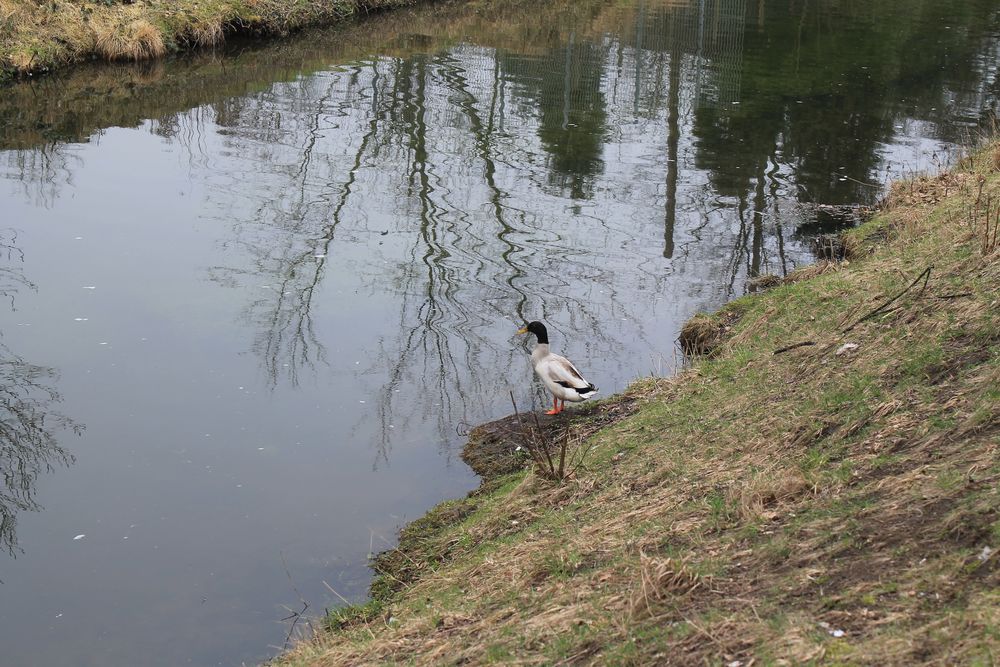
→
(835, 343, 859, 356)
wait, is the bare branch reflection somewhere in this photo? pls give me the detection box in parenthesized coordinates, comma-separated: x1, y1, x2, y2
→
(0, 233, 80, 557)
(0, 230, 35, 311)
(0, 348, 80, 556)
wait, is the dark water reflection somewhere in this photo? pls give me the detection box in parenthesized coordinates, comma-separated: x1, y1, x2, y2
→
(1, 0, 998, 664)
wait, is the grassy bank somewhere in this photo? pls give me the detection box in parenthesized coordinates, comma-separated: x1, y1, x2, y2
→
(279, 144, 1000, 665)
(0, 0, 429, 81)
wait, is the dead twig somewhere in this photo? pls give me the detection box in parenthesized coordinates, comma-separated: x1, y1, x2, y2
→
(508, 392, 594, 482)
(842, 266, 932, 333)
(510, 391, 556, 478)
(773, 341, 816, 355)
(280, 551, 310, 648)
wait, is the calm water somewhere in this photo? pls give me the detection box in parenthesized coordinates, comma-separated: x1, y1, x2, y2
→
(1, 0, 998, 664)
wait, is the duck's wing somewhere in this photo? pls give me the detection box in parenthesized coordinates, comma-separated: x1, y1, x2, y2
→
(540, 353, 594, 391)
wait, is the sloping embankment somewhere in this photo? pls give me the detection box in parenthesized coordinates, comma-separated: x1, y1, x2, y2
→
(0, 0, 429, 81)
(280, 143, 1000, 665)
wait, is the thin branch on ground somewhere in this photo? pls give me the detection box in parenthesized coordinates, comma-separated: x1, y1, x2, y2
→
(842, 266, 932, 332)
(773, 341, 816, 354)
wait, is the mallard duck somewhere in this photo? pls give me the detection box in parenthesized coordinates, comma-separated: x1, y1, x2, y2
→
(517, 321, 598, 414)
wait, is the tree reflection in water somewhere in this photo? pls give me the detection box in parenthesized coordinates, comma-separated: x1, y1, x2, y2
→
(0, 231, 80, 557)
(3, 0, 999, 467)
(0, 349, 79, 556)
(197, 0, 1000, 464)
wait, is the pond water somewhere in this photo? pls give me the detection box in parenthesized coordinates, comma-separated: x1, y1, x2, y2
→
(1, 0, 998, 664)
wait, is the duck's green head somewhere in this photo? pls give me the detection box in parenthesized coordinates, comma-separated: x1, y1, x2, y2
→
(517, 321, 548, 343)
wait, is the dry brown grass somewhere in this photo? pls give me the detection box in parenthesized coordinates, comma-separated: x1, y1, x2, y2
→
(188, 19, 224, 47)
(94, 9, 165, 61)
(629, 553, 709, 619)
(727, 466, 811, 522)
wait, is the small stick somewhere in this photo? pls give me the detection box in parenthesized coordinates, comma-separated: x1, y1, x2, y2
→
(530, 402, 556, 476)
(557, 429, 567, 480)
(510, 391, 553, 475)
(773, 341, 816, 355)
(842, 266, 932, 333)
(834, 173, 881, 188)
(280, 552, 310, 647)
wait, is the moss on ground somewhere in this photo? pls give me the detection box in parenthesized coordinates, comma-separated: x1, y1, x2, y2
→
(278, 143, 1000, 665)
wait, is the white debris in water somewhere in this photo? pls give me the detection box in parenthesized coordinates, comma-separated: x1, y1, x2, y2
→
(56, 614, 63, 618)
(359, 400, 366, 404)
(99, 342, 108, 345)
(314, 254, 326, 258)
(73, 317, 89, 322)
(82, 286, 96, 290)
(73, 534, 85, 540)
(836, 343, 859, 356)
(74, 236, 83, 240)
(257, 447, 264, 451)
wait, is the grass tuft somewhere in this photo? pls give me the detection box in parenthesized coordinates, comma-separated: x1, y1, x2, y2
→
(95, 11, 166, 61)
